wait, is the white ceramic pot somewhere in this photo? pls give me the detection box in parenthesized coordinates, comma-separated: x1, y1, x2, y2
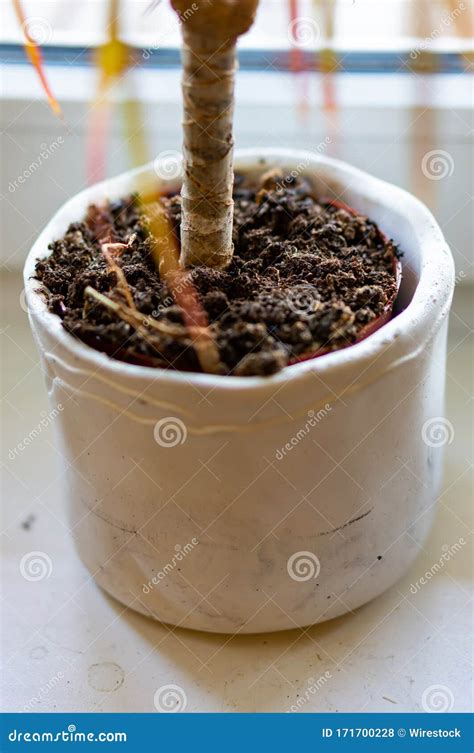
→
(24, 149, 454, 634)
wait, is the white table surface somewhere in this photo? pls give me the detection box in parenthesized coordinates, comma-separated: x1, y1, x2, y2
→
(1, 274, 472, 714)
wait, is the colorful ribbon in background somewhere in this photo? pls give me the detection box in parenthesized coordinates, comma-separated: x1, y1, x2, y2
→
(408, 0, 472, 215)
(13, 0, 220, 374)
(287, 0, 471, 211)
(316, 0, 339, 156)
(87, 0, 149, 183)
(86, 0, 220, 372)
(11, 0, 472, 225)
(11, 0, 62, 118)
(287, 0, 338, 142)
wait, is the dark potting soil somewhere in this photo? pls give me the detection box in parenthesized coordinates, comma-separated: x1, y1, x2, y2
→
(35, 171, 400, 376)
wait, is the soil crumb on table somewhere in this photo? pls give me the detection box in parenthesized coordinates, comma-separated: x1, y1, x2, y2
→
(35, 172, 400, 376)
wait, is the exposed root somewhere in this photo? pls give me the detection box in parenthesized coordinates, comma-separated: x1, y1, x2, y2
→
(101, 240, 137, 310)
(84, 286, 193, 340)
(140, 197, 223, 375)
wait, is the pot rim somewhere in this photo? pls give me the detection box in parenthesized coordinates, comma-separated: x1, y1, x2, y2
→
(24, 148, 455, 393)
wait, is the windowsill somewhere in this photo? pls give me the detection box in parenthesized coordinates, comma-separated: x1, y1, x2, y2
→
(1, 42, 472, 74)
(1, 65, 472, 278)
(1, 64, 473, 113)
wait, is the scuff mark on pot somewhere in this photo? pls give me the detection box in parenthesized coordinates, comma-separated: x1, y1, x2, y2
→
(77, 497, 137, 534)
(317, 508, 373, 536)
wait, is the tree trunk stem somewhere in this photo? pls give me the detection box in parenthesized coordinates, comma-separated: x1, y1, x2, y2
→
(179, 31, 237, 268)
